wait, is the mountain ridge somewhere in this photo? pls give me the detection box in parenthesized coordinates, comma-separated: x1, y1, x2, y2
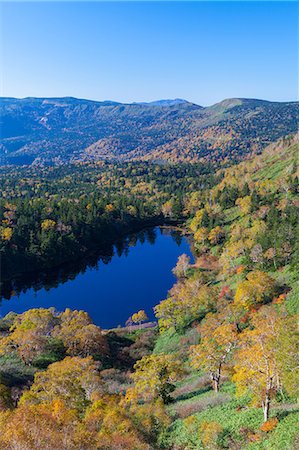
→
(1, 96, 298, 165)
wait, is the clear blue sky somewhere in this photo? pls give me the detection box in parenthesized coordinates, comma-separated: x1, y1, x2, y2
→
(1, 1, 298, 105)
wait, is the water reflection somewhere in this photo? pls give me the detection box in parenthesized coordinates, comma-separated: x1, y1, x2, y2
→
(1, 226, 185, 302)
(1, 226, 193, 327)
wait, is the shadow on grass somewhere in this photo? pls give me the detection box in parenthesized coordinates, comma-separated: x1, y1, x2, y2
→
(173, 385, 212, 402)
(275, 407, 299, 421)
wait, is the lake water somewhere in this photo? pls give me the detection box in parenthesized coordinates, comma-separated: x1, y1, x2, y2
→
(1, 227, 193, 328)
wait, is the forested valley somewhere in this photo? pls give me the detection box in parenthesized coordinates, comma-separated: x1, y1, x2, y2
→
(0, 161, 216, 284)
(0, 133, 298, 449)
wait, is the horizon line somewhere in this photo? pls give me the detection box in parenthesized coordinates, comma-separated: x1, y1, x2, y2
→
(1, 95, 299, 108)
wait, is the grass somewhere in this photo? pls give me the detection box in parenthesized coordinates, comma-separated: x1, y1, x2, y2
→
(0, 354, 36, 387)
(153, 329, 183, 354)
(160, 371, 299, 450)
(161, 396, 262, 449)
(169, 389, 231, 419)
(246, 411, 299, 450)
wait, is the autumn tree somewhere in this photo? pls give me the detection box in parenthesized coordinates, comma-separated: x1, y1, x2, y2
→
(0, 227, 13, 241)
(233, 305, 297, 421)
(234, 270, 276, 310)
(189, 208, 208, 233)
(41, 219, 56, 231)
(190, 313, 238, 392)
(128, 354, 182, 403)
(161, 200, 174, 218)
(0, 400, 94, 450)
(53, 308, 99, 356)
(172, 253, 190, 278)
(131, 310, 149, 326)
(84, 395, 148, 449)
(155, 280, 216, 332)
(67, 324, 109, 358)
(194, 227, 209, 246)
(20, 356, 102, 413)
(0, 308, 57, 365)
(208, 226, 225, 245)
(236, 195, 252, 215)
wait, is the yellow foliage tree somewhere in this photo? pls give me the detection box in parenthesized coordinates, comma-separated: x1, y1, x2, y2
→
(129, 354, 182, 403)
(233, 305, 296, 422)
(155, 281, 216, 332)
(0, 399, 94, 450)
(41, 219, 56, 231)
(190, 313, 238, 392)
(0, 227, 13, 241)
(131, 310, 149, 325)
(208, 226, 225, 245)
(234, 271, 276, 310)
(235, 195, 252, 215)
(194, 227, 209, 245)
(0, 308, 56, 364)
(20, 356, 102, 413)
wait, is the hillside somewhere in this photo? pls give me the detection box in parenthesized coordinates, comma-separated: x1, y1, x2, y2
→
(1, 96, 298, 165)
(0, 134, 297, 449)
(152, 134, 299, 448)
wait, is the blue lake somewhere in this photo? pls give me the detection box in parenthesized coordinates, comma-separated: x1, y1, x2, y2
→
(1, 227, 193, 328)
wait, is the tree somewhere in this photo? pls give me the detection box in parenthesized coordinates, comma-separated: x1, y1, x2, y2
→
(172, 253, 190, 278)
(233, 305, 296, 422)
(67, 324, 109, 358)
(234, 271, 276, 310)
(200, 420, 223, 449)
(235, 196, 252, 215)
(194, 227, 209, 245)
(0, 227, 13, 241)
(155, 281, 216, 332)
(264, 247, 277, 269)
(131, 310, 149, 326)
(189, 209, 207, 232)
(190, 313, 238, 392)
(0, 400, 94, 450)
(0, 308, 57, 365)
(129, 354, 182, 403)
(53, 308, 93, 354)
(161, 200, 174, 218)
(84, 395, 147, 449)
(20, 356, 102, 413)
(208, 226, 225, 245)
(41, 219, 56, 231)
(250, 244, 264, 265)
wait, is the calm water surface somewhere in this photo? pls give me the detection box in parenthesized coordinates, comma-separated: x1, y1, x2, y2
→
(1, 227, 193, 328)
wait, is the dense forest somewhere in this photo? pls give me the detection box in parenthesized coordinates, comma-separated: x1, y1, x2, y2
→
(0, 133, 298, 449)
(0, 161, 216, 284)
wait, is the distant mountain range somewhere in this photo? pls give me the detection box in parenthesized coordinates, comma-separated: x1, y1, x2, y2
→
(0, 96, 298, 165)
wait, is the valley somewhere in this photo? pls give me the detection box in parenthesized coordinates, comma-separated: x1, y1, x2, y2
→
(0, 132, 298, 449)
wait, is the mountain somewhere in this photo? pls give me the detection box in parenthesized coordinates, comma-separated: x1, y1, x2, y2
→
(0, 96, 298, 165)
(135, 99, 189, 106)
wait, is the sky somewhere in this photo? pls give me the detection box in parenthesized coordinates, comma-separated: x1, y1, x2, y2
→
(1, 1, 298, 105)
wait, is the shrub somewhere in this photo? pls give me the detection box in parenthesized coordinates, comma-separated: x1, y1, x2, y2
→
(260, 417, 279, 433)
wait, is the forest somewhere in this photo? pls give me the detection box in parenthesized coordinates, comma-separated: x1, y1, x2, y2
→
(0, 133, 298, 449)
(0, 161, 216, 284)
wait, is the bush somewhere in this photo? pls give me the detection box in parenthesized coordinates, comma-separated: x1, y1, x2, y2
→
(260, 417, 278, 433)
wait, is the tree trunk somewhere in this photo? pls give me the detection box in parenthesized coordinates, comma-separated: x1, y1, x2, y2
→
(211, 364, 221, 393)
(214, 377, 219, 393)
(262, 393, 270, 422)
